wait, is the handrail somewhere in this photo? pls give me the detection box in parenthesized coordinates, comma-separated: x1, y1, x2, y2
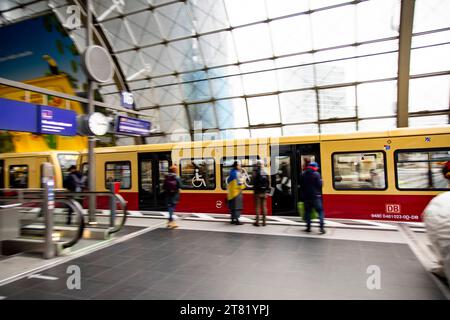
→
(0, 197, 84, 249)
(0, 189, 128, 235)
(53, 191, 128, 235)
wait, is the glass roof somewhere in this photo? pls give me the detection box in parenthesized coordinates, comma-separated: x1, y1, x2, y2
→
(0, 0, 449, 143)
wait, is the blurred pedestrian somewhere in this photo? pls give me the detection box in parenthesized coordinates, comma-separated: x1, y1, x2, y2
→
(299, 162, 325, 234)
(227, 161, 245, 225)
(252, 160, 269, 226)
(163, 165, 181, 229)
(63, 165, 84, 225)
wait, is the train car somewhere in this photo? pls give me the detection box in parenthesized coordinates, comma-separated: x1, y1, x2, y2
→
(78, 125, 450, 222)
(0, 151, 79, 189)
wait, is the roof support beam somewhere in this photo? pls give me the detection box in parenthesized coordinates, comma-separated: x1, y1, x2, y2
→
(397, 0, 415, 128)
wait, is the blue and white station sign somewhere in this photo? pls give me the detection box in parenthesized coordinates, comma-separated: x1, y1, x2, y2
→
(116, 116, 151, 136)
(120, 91, 134, 109)
(39, 106, 77, 136)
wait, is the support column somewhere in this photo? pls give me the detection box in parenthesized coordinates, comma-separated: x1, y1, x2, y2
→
(397, 0, 415, 128)
(86, 0, 96, 223)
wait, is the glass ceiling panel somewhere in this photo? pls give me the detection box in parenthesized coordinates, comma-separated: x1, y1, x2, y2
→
(410, 44, 450, 75)
(93, 0, 149, 22)
(242, 70, 278, 96)
(247, 95, 281, 125)
(160, 105, 190, 133)
(188, 102, 217, 129)
(319, 86, 356, 120)
(309, 0, 352, 10)
(155, 2, 195, 40)
(413, 0, 450, 33)
(150, 83, 183, 106)
(269, 15, 312, 56)
(251, 127, 282, 138)
(198, 31, 237, 67)
(101, 18, 135, 52)
(125, 11, 163, 47)
(357, 80, 397, 118)
(116, 50, 146, 80)
(279, 90, 318, 124)
(277, 65, 315, 91)
(409, 75, 450, 112)
(215, 98, 249, 129)
(140, 45, 174, 77)
(224, 0, 267, 27)
(188, 0, 229, 34)
(168, 38, 205, 73)
(232, 23, 273, 62)
(358, 118, 396, 131)
(209, 74, 244, 99)
(265, 0, 309, 19)
(356, 0, 400, 42)
(320, 121, 356, 134)
(283, 124, 319, 136)
(409, 115, 449, 128)
(311, 5, 356, 50)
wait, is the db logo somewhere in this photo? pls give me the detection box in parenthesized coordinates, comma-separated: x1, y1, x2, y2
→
(216, 200, 222, 209)
(385, 204, 401, 214)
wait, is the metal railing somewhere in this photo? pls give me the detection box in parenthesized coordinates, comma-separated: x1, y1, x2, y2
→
(0, 189, 128, 235)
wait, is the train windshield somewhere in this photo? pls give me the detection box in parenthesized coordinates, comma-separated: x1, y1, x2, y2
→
(57, 154, 79, 180)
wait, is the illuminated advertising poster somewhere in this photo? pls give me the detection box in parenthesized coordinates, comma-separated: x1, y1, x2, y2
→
(0, 14, 87, 152)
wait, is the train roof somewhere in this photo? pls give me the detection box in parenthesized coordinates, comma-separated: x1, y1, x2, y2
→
(0, 150, 79, 158)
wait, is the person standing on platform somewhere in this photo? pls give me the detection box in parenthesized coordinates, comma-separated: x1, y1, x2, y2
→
(252, 160, 269, 226)
(163, 165, 181, 229)
(63, 165, 84, 225)
(227, 161, 245, 225)
(299, 162, 325, 234)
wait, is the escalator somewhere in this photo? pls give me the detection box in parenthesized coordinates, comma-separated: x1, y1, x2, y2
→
(0, 198, 84, 257)
(0, 190, 129, 258)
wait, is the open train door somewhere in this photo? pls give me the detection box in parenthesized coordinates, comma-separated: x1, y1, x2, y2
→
(270, 143, 321, 216)
(138, 152, 172, 211)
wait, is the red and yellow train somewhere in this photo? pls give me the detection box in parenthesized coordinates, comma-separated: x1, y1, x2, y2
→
(1, 126, 449, 222)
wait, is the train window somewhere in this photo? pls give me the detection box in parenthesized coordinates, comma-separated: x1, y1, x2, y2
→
(81, 163, 88, 176)
(332, 151, 387, 190)
(220, 156, 260, 190)
(104, 161, 132, 190)
(180, 158, 216, 190)
(0, 160, 4, 189)
(140, 160, 152, 192)
(9, 165, 29, 189)
(273, 156, 292, 195)
(395, 149, 450, 190)
(58, 154, 79, 181)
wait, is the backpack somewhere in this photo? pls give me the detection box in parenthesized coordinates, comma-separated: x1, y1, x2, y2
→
(163, 174, 178, 193)
(254, 169, 269, 192)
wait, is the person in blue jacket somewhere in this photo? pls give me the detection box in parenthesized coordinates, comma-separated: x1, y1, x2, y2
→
(299, 162, 325, 234)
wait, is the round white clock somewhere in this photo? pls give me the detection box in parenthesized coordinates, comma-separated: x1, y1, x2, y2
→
(87, 112, 109, 136)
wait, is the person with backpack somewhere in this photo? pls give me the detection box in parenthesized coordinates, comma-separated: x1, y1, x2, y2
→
(63, 165, 85, 225)
(252, 160, 270, 226)
(299, 162, 325, 234)
(163, 165, 182, 229)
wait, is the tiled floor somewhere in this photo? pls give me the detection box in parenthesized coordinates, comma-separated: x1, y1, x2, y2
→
(0, 228, 445, 300)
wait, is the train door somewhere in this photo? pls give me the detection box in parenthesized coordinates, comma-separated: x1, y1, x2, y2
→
(138, 152, 172, 211)
(270, 143, 321, 216)
(0, 160, 4, 189)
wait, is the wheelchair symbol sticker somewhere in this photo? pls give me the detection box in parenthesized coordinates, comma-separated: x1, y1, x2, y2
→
(192, 168, 206, 188)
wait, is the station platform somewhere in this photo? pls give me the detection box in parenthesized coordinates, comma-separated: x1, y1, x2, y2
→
(0, 214, 448, 300)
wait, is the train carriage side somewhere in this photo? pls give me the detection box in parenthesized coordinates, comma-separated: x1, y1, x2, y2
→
(320, 127, 450, 222)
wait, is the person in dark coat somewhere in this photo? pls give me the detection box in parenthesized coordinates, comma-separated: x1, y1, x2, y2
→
(163, 165, 182, 229)
(299, 162, 325, 234)
(63, 165, 84, 225)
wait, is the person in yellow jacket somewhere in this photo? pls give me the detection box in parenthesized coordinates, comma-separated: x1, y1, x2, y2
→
(227, 161, 246, 225)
